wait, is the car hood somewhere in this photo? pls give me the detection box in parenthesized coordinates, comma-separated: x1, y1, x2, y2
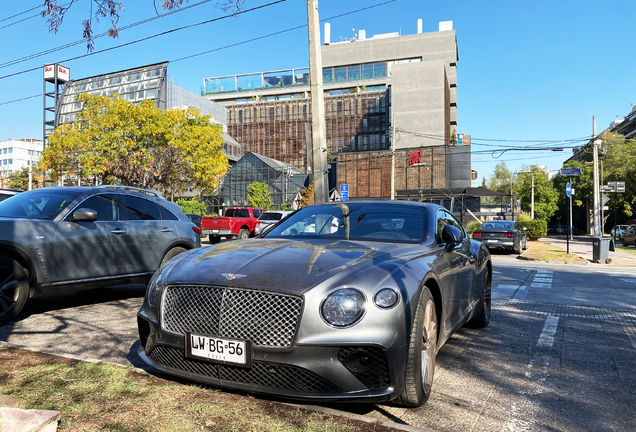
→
(165, 238, 423, 295)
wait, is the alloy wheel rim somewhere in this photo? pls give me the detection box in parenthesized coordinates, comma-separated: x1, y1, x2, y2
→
(421, 299, 437, 388)
(0, 267, 19, 316)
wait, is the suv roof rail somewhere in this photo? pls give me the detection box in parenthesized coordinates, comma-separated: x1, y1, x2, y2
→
(92, 185, 164, 199)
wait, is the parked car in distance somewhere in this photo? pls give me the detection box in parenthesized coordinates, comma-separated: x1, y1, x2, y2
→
(472, 220, 528, 254)
(0, 189, 20, 202)
(622, 225, 636, 247)
(611, 225, 630, 240)
(201, 207, 265, 243)
(253, 210, 293, 236)
(186, 214, 202, 230)
(137, 201, 492, 407)
(0, 185, 200, 325)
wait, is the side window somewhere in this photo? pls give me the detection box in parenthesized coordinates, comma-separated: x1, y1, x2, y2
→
(160, 205, 179, 221)
(240, 209, 249, 218)
(76, 194, 120, 222)
(120, 195, 161, 221)
(252, 209, 264, 218)
(226, 209, 238, 217)
(436, 210, 447, 243)
(443, 211, 466, 240)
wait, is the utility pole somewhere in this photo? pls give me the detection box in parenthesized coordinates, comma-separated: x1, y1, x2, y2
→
(530, 173, 534, 219)
(307, 0, 329, 204)
(390, 113, 395, 200)
(592, 116, 601, 237)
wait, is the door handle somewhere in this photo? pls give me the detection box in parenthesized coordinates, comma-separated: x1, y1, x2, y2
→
(161, 228, 174, 233)
(111, 228, 127, 235)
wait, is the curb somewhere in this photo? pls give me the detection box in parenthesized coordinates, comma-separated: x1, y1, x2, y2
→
(0, 342, 433, 432)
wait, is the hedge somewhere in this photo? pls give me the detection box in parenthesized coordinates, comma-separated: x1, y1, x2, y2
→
(517, 219, 547, 240)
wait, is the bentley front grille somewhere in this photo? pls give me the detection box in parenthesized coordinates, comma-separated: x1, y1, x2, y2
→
(162, 285, 302, 348)
(149, 346, 340, 393)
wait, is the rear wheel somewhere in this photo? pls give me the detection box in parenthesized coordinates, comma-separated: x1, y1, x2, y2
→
(237, 228, 250, 240)
(396, 287, 437, 407)
(0, 257, 29, 326)
(466, 267, 491, 329)
(209, 236, 221, 244)
(623, 239, 628, 248)
(514, 240, 522, 255)
(160, 247, 187, 267)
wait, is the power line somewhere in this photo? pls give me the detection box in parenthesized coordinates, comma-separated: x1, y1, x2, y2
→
(0, 0, 217, 69)
(0, 94, 40, 106)
(0, 2, 46, 23)
(0, 0, 291, 82)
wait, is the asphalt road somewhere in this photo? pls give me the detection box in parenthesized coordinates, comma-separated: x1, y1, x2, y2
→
(2, 253, 636, 431)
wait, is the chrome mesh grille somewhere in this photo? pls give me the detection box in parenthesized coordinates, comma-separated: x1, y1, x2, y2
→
(162, 285, 302, 348)
(338, 347, 390, 390)
(149, 346, 340, 393)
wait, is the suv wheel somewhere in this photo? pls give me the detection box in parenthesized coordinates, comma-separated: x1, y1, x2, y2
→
(160, 247, 187, 267)
(0, 257, 29, 326)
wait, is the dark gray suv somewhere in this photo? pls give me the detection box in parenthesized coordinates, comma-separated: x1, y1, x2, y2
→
(0, 185, 200, 325)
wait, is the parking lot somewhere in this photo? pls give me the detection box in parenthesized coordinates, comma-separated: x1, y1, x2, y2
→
(2, 254, 636, 431)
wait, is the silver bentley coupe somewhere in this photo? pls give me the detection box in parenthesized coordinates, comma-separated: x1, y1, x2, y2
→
(137, 201, 492, 407)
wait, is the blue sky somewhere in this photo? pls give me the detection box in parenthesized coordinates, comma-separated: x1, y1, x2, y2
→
(1, 0, 634, 183)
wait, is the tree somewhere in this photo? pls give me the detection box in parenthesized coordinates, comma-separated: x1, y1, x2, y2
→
(175, 198, 207, 215)
(488, 161, 512, 194)
(7, 168, 43, 191)
(247, 182, 273, 210)
(299, 182, 314, 208)
(515, 165, 558, 221)
(40, 93, 229, 197)
(42, 0, 245, 51)
(599, 131, 636, 221)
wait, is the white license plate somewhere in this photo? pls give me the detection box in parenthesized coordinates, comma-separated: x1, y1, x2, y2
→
(211, 230, 219, 233)
(487, 239, 499, 243)
(186, 333, 251, 367)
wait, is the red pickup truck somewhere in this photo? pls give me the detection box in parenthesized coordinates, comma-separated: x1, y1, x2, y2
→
(201, 207, 266, 243)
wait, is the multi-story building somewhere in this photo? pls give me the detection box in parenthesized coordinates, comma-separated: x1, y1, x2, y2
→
(202, 20, 470, 199)
(0, 138, 43, 177)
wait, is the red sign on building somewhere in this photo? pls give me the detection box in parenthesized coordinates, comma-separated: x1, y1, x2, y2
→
(408, 150, 422, 166)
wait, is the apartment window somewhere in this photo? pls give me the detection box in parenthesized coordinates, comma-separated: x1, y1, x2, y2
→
(2, 148, 6, 154)
(322, 68, 332, 84)
(8, 148, 12, 153)
(8, 159, 12, 165)
(347, 65, 361, 81)
(333, 67, 346, 83)
(361, 63, 373, 80)
(373, 62, 386, 78)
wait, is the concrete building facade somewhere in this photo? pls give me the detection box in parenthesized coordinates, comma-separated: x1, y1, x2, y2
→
(202, 20, 468, 199)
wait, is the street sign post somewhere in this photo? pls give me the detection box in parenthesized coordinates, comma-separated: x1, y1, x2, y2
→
(339, 184, 349, 201)
(566, 182, 571, 197)
(560, 167, 582, 176)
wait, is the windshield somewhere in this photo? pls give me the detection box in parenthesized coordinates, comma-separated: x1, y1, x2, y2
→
(0, 189, 81, 220)
(259, 212, 284, 221)
(263, 203, 426, 243)
(482, 221, 514, 230)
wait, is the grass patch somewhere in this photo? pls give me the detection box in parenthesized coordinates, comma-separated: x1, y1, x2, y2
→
(0, 347, 394, 432)
(615, 244, 636, 255)
(523, 242, 586, 262)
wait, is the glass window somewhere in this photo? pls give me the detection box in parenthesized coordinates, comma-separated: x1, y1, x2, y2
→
(0, 189, 80, 220)
(333, 67, 347, 83)
(322, 68, 332, 84)
(78, 194, 121, 222)
(119, 195, 161, 221)
(160, 205, 179, 221)
(347, 64, 361, 81)
(373, 62, 386, 78)
(8, 148, 12, 153)
(8, 159, 12, 164)
(361, 63, 373, 80)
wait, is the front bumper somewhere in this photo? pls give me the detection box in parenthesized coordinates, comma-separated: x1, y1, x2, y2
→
(137, 313, 407, 403)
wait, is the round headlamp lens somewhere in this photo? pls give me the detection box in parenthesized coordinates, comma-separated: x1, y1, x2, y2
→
(374, 287, 399, 309)
(147, 271, 164, 306)
(321, 288, 366, 327)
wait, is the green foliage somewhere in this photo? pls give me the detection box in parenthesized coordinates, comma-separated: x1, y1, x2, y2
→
(465, 220, 482, 234)
(278, 203, 293, 211)
(488, 161, 512, 194)
(517, 219, 547, 240)
(41, 93, 229, 197)
(599, 132, 636, 220)
(451, 128, 458, 145)
(175, 198, 207, 216)
(515, 166, 558, 221)
(247, 182, 273, 210)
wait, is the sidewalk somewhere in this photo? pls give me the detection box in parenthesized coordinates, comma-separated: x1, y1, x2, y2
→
(539, 235, 636, 267)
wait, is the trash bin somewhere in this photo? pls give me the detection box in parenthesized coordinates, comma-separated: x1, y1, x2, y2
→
(609, 236, 616, 252)
(592, 237, 612, 264)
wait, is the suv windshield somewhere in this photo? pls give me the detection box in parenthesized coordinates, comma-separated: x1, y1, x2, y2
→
(264, 203, 426, 243)
(0, 189, 80, 220)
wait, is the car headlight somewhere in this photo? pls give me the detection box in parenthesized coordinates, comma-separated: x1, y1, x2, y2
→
(374, 287, 399, 309)
(321, 288, 366, 327)
(147, 268, 168, 306)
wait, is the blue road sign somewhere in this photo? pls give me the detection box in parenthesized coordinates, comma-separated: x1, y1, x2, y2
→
(340, 184, 349, 201)
(566, 182, 572, 197)
(560, 167, 582, 176)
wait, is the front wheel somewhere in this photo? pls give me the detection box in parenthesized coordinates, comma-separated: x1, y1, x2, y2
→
(396, 287, 437, 407)
(0, 257, 29, 326)
(465, 267, 491, 329)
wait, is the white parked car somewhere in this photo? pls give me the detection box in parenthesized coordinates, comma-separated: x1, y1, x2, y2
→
(254, 210, 293, 235)
(611, 225, 630, 239)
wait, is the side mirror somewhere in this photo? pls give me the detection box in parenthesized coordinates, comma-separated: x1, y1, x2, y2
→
(442, 225, 462, 247)
(72, 208, 98, 222)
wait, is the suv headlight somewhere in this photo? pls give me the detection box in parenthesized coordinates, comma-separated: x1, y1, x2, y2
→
(147, 268, 168, 306)
(321, 288, 366, 327)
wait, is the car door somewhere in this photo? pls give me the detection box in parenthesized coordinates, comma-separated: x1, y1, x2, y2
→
(440, 210, 474, 324)
(118, 194, 178, 273)
(53, 193, 127, 281)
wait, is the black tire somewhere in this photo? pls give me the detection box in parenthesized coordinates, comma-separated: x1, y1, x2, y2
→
(160, 247, 187, 267)
(396, 286, 437, 407)
(465, 267, 491, 329)
(237, 228, 250, 240)
(209, 236, 221, 244)
(0, 256, 29, 326)
(522, 238, 528, 250)
(623, 239, 627, 248)
(514, 240, 522, 255)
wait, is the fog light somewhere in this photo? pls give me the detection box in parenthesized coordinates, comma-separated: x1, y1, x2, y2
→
(344, 350, 374, 372)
